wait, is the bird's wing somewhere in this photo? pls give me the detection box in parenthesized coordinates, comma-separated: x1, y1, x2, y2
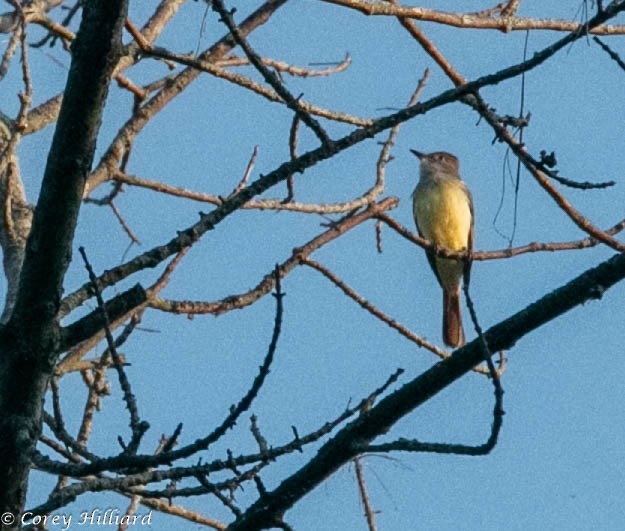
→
(463, 183, 474, 284)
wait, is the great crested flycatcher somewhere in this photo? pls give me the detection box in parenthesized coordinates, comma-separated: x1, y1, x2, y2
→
(411, 150, 473, 348)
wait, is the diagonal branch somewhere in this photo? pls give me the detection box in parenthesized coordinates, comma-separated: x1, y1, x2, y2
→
(463, 94, 625, 251)
(149, 198, 398, 316)
(217, 53, 351, 77)
(353, 457, 377, 531)
(182, 265, 285, 453)
(594, 35, 625, 72)
(60, 284, 147, 351)
(227, 249, 625, 529)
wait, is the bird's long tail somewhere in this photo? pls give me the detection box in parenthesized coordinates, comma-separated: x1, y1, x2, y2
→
(443, 286, 464, 348)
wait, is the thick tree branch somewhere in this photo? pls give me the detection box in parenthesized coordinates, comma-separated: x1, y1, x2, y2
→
(227, 250, 625, 529)
(10, 3, 126, 330)
(60, 284, 147, 352)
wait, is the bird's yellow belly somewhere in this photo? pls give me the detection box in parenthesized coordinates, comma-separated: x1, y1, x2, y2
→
(413, 183, 472, 288)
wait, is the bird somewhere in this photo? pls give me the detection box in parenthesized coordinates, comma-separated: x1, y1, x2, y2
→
(411, 150, 473, 348)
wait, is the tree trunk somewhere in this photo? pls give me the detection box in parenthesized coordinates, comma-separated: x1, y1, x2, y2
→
(0, 1, 128, 526)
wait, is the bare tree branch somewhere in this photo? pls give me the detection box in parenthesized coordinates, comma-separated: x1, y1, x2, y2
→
(227, 249, 625, 529)
(149, 198, 398, 316)
(320, 0, 625, 34)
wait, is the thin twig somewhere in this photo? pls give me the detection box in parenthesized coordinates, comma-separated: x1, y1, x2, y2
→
(250, 415, 270, 459)
(110, 200, 141, 245)
(130, 497, 227, 530)
(376, 212, 625, 260)
(78, 247, 148, 454)
(146, 47, 372, 126)
(41, 411, 99, 462)
(464, 95, 624, 251)
(302, 257, 447, 356)
(365, 278, 506, 458)
(285, 116, 299, 202)
(0, 22, 20, 82)
(371, 68, 431, 210)
(114, 170, 386, 214)
(462, 280, 504, 452)
(217, 53, 352, 77)
(196, 473, 242, 517)
(354, 457, 377, 531)
(31, 0, 81, 48)
(594, 35, 625, 72)
(190, 264, 284, 448)
(375, 220, 383, 253)
(76, 315, 141, 448)
(301, 257, 496, 375)
(232, 145, 259, 195)
(119, 496, 141, 531)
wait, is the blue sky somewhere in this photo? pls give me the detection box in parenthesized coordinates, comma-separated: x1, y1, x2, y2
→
(8, 1, 625, 529)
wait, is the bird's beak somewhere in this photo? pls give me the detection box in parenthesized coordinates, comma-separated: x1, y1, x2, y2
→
(410, 149, 425, 160)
